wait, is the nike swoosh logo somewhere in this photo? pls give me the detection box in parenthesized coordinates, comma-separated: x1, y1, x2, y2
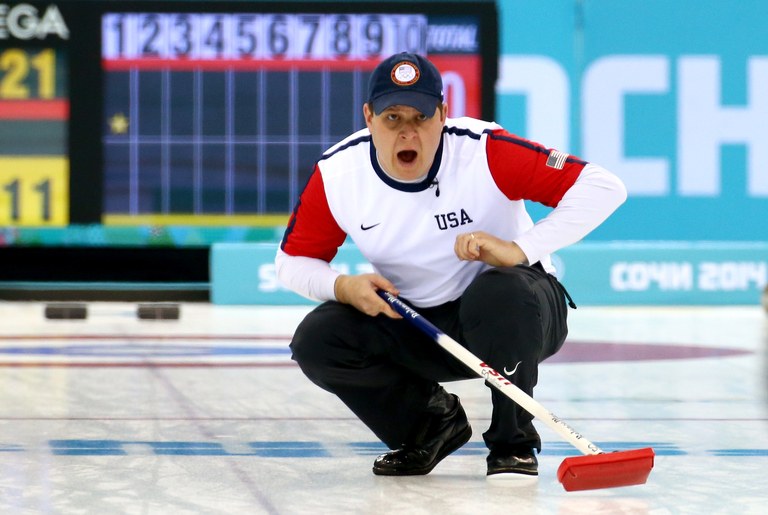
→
(503, 361, 522, 376)
(360, 223, 381, 231)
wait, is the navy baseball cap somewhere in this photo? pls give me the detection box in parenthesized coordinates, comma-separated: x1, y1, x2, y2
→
(368, 52, 444, 118)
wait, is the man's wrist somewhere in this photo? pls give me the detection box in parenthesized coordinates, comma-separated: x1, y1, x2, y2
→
(333, 275, 349, 303)
(509, 241, 529, 266)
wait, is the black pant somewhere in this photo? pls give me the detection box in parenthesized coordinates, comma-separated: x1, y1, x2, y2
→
(289, 264, 571, 454)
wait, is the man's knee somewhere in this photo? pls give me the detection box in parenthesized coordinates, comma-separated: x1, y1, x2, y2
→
(290, 302, 343, 365)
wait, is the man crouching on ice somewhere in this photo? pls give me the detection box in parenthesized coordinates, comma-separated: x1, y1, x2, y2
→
(276, 52, 626, 478)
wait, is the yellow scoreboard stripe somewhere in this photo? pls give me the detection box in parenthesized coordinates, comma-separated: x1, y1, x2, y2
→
(103, 214, 290, 226)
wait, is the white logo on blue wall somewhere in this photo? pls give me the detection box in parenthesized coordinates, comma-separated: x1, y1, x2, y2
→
(610, 261, 767, 292)
(497, 55, 768, 198)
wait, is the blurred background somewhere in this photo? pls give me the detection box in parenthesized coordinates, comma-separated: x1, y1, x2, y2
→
(1, 0, 766, 308)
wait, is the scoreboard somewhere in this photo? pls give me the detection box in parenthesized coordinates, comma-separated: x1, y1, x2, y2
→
(0, 4, 69, 226)
(0, 1, 498, 244)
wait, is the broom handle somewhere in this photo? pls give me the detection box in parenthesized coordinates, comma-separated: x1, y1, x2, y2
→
(377, 290, 604, 457)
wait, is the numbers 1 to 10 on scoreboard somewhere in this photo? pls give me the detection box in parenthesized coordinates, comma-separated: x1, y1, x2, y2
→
(102, 13, 428, 61)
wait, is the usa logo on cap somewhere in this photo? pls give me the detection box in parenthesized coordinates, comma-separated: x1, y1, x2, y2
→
(391, 62, 420, 86)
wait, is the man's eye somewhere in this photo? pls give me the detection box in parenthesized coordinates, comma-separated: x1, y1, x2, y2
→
(417, 114, 428, 121)
(386, 114, 398, 121)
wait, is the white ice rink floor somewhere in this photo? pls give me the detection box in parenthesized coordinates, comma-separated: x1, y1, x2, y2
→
(1, 301, 766, 514)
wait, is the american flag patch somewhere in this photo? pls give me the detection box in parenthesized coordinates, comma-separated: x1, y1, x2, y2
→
(546, 150, 568, 170)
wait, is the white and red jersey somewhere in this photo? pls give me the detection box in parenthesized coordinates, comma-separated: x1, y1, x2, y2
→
(277, 117, 626, 307)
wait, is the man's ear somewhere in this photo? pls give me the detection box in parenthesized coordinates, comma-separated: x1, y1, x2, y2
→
(363, 103, 374, 129)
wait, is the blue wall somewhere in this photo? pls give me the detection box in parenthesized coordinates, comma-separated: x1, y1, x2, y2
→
(495, 0, 768, 241)
(211, 241, 768, 305)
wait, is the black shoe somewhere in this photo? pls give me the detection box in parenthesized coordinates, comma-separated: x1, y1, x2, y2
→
(486, 449, 538, 477)
(372, 389, 472, 476)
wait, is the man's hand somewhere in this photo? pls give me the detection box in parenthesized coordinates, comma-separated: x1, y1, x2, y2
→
(454, 231, 529, 267)
(334, 273, 402, 318)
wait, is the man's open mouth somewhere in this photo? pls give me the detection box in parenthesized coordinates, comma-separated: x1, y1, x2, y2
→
(398, 150, 417, 163)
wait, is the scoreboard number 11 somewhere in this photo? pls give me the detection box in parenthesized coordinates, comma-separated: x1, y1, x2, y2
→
(0, 157, 68, 226)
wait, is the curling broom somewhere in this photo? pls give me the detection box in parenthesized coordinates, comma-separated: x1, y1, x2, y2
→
(377, 290, 655, 492)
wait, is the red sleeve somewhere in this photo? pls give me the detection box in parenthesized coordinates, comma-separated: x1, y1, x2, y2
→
(280, 165, 347, 262)
(485, 129, 586, 208)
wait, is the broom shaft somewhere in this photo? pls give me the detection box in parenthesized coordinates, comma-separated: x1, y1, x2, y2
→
(378, 290, 604, 457)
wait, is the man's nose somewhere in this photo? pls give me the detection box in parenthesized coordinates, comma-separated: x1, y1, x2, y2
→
(399, 123, 417, 138)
